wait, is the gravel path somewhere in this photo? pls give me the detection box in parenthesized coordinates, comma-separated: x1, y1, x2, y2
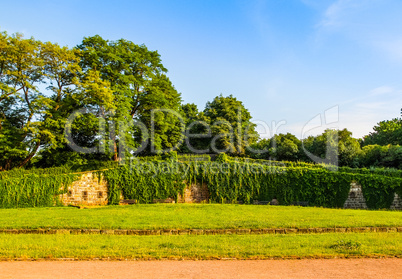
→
(0, 259, 401, 279)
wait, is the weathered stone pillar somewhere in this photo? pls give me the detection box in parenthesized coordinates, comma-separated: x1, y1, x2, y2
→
(343, 182, 368, 209)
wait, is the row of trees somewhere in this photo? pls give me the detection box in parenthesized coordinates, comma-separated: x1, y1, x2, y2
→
(0, 32, 258, 170)
(1, 31, 401, 170)
(247, 117, 402, 169)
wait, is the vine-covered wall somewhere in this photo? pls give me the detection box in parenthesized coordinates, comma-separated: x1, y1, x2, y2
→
(0, 167, 77, 208)
(1, 159, 402, 209)
(100, 160, 402, 209)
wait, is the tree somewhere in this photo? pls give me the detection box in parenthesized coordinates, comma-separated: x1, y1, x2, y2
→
(0, 31, 113, 170)
(358, 144, 402, 169)
(179, 103, 211, 153)
(271, 133, 302, 161)
(77, 35, 184, 158)
(246, 138, 271, 159)
(0, 32, 43, 170)
(302, 129, 361, 167)
(203, 94, 259, 155)
(362, 118, 402, 146)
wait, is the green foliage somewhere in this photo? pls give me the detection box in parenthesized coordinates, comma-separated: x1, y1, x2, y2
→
(338, 166, 402, 178)
(1, 157, 401, 210)
(204, 94, 259, 155)
(0, 162, 117, 209)
(338, 166, 402, 207)
(353, 173, 401, 209)
(163, 151, 178, 162)
(95, 161, 354, 208)
(358, 144, 402, 169)
(302, 129, 361, 167)
(363, 118, 402, 146)
(0, 166, 73, 180)
(216, 153, 228, 163)
(77, 35, 184, 158)
(227, 156, 324, 168)
(179, 103, 211, 153)
(247, 134, 303, 161)
(98, 159, 401, 209)
(0, 169, 77, 208)
(0, 31, 114, 170)
(177, 154, 211, 162)
(101, 163, 186, 204)
(271, 133, 301, 161)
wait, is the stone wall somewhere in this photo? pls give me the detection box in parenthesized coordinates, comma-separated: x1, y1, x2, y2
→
(58, 173, 400, 209)
(59, 172, 108, 206)
(390, 193, 402, 210)
(177, 182, 209, 203)
(59, 173, 210, 206)
(343, 182, 368, 209)
(343, 182, 402, 210)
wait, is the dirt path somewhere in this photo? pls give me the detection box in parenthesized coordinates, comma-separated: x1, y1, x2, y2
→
(0, 259, 401, 279)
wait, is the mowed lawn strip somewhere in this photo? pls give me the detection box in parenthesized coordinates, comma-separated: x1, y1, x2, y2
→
(0, 233, 400, 260)
(1, 204, 401, 230)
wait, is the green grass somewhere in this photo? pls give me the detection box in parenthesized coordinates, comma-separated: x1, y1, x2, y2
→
(1, 204, 401, 230)
(0, 233, 400, 260)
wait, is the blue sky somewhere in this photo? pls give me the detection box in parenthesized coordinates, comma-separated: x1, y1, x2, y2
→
(1, 0, 401, 138)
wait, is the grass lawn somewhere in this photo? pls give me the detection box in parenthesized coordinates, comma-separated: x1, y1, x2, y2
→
(0, 232, 400, 260)
(0, 204, 401, 230)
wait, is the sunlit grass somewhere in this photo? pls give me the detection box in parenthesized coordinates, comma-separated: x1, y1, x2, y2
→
(0, 204, 401, 230)
(0, 232, 400, 260)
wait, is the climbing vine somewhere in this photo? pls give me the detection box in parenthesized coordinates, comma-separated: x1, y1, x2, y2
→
(0, 172, 78, 208)
(1, 156, 401, 209)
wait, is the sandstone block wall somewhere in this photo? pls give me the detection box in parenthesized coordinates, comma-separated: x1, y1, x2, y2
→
(343, 182, 368, 209)
(177, 182, 209, 203)
(59, 172, 108, 206)
(343, 182, 402, 210)
(390, 193, 402, 210)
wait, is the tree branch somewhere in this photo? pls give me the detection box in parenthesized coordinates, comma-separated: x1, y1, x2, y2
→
(17, 140, 40, 168)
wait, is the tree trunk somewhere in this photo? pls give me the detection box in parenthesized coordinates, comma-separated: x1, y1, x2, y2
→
(113, 140, 118, 161)
(17, 141, 40, 168)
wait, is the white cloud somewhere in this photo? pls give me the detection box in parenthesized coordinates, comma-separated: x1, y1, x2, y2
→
(369, 86, 395, 96)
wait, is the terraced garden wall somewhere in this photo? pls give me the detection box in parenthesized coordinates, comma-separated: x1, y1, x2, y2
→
(58, 172, 402, 210)
(1, 160, 402, 210)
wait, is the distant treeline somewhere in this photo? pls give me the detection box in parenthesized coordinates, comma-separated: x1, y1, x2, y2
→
(247, 118, 402, 169)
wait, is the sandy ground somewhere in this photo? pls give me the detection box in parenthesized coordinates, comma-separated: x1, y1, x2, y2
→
(0, 259, 401, 279)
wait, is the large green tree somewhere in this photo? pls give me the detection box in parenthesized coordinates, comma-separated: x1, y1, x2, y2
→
(77, 35, 184, 159)
(0, 31, 113, 170)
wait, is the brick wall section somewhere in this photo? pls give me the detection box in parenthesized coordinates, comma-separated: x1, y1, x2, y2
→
(390, 193, 402, 210)
(59, 172, 108, 206)
(343, 182, 368, 209)
(177, 182, 209, 203)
